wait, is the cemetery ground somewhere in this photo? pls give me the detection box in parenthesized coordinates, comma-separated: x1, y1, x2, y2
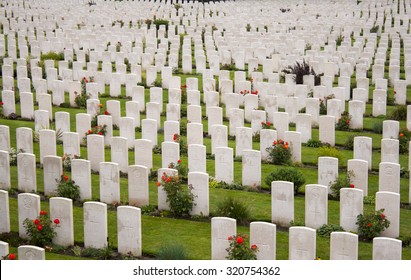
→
(1, 82, 411, 259)
(1, 0, 411, 261)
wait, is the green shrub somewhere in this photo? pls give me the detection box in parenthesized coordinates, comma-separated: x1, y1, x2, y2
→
(389, 105, 407, 120)
(335, 111, 352, 131)
(153, 19, 169, 30)
(23, 210, 59, 247)
(329, 171, 354, 200)
(370, 25, 379, 33)
(265, 168, 306, 195)
(318, 146, 343, 162)
(215, 197, 251, 226)
(306, 139, 323, 148)
(226, 234, 258, 260)
(317, 224, 345, 238)
(56, 175, 80, 201)
(266, 139, 292, 165)
(356, 209, 390, 240)
(344, 134, 357, 150)
(40, 52, 64, 61)
(373, 121, 383, 134)
(158, 173, 194, 217)
(399, 129, 411, 154)
(157, 243, 188, 260)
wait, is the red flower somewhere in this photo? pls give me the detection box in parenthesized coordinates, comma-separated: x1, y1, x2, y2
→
(98, 132, 102, 135)
(173, 134, 178, 141)
(273, 141, 277, 145)
(37, 225, 43, 231)
(349, 184, 354, 188)
(8, 253, 16, 260)
(400, 133, 404, 137)
(63, 175, 69, 181)
(98, 104, 103, 108)
(284, 145, 289, 149)
(88, 130, 92, 134)
(261, 121, 264, 125)
(346, 120, 350, 124)
(104, 111, 110, 115)
(236, 236, 244, 244)
(240, 91, 244, 94)
(0, 102, 3, 106)
(394, 91, 396, 95)
(266, 122, 271, 126)
(381, 214, 386, 219)
(166, 177, 171, 183)
(34, 219, 40, 225)
(251, 244, 258, 250)
(183, 84, 187, 88)
(367, 223, 372, 227)
(156, 182, 161, 187)
(54, 219, 60, 224)
(177, 159, 182, 163)
(40, 210, 47, 215)
(228, 236, 233, 241)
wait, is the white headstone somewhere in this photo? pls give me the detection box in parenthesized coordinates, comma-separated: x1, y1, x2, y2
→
(250, 222, 276, 260)
(17, 153, 37, 193)
(18, 193, 40, 238)
(0, 190, 10, 233)
(71, 159, 92, 201)
(305, 184, 328, 229)
(83, 201, 107, 248)
(330, 232, 358, 260)
(211, 217, 236, 260)
(43, 156, 62, 196)
(340, 188, 363, 232)
(117, 206, 142, 256)
(372, 237, 402, 260)
(128, 165, 149, 207)
(289, 227, 316, 260)
(242, 150, 261, 188)
(376, 191, 400, 238)
(271, 181, 294, 227)
(18, 245, 45, 260)
(99, 162, 120, 205)
(87, 134, 105, 172)
(189, 172, 209, 216)
(50, 197, 74, 247)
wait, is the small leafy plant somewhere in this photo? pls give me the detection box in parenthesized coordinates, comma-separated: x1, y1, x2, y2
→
(329, 171, 355, 200)
(156, 173, 194, 217)
(264, 168, 306, 195)
(336, 111, 352, 131)
(23, 210, 60, 247)
(356, 209, 390, 240)
(266, 139, 292, 165)
(83, 125, 107, 142)
(56, 174, 80, 201)
(173, 133, 188, 155)
(398, 129, 411, 154)
(62, 153, 81, 172)
(215, 197, 251, 225)
(226, 234, 258, 260)
(261, 121, 272, 129)
(168, 159, 188, 178)
(282, 59, 320, 85)
(317, 224, 345, 238)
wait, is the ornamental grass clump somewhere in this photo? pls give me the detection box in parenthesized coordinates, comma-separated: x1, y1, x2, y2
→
(264, 168, 306, 195)
(266, 139, 292, 165)
(23, 210, 60, 247)
(226, 234, 258, 260)
(356, 209, 390, 240)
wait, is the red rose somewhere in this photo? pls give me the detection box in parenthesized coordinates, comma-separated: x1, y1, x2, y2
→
(349, 184, 354, 188)
(88, 130, 92, 134)
(34, 219, 40, 225)
(104, 111, 110, 115)
(37, 225, 43, 231)
(266, 122, 271, 126)
(251, 244, 257, 250)
(284, 145, 289, 149)
(156, 182, 161, 187)
(166, 177, 171, 183)
(63, 175, 69, 181)
(40, 210, 47, 215)
(98, 132, 102, 135)
(177, 159, 182, 163)
(54, 219, 60, 224)
(400, 133, 404, 137)
(8, 253, 16, 260)
(228, 236, 233, 241)
(381, 214, 385, 219)
(236, 236, 244, 244)
(367, 223, 372, 227)
(173, 134, 178, 141)
(0, 102, 3, 106)
(273, 141, 277, 145)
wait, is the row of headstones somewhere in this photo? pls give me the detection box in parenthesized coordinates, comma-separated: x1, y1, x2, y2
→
(211, 218, 403, 260)
(0, 191, 401, 260)
(0, 191, 142, 257)
(1, 120, 410, 201)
